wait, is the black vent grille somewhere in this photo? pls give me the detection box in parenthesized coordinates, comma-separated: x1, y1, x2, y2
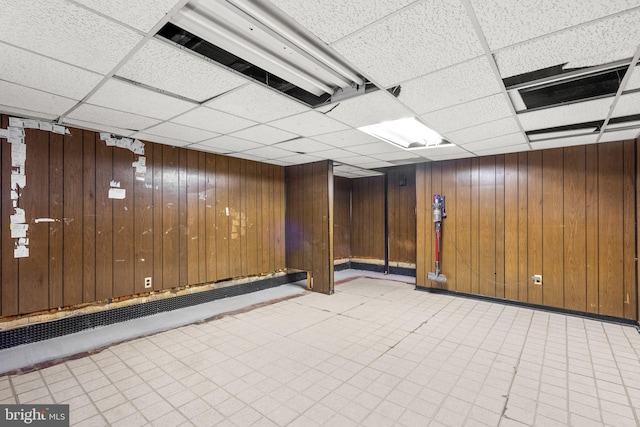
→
(0, 273, 306, 350)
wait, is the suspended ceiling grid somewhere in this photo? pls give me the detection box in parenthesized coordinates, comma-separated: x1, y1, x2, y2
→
(0, 0, 639, 178)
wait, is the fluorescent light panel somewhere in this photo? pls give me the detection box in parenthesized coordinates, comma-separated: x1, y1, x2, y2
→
(358, 117, 447, 150)
(172, 0, 363, 97)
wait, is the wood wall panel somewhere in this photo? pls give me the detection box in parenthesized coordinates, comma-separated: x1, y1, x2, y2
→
(333, 176, 351, 260)
(350, 176, 385, 260)
(1, 116, 286, 317)
(387, 165, 417, 263)
(415, 141, 638, 320)
(285, 161, 333, 294)
(440, 161, 456, 289)
(415, 164, 427, 287)
(228, 157, 242, 279)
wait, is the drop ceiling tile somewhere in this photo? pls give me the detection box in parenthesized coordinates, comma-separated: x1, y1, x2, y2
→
(332, 0, 484, 87)
(600, 128, 640, 143)
(0, 43, 103, 100)
(357, 160, 396, 169)
(68, 119, 136, 137)
(118, 39, 246, 103)
(230, 125, 299, 145)
(173, 107, 256, 134)
(427, 152, 476, 161)
(68, 104, 161, 131)
(88, 79, 196, 121)
(0, 106, 59, 122)
(612, 91, 640, 118)
(530, 134, 598, 150)
(275, 138, 333, 153)
(411, 145, 469, 158)
(0, 80, 77, 116)
(144, 122, 219, 143)
(74, 0, 179, 33)
(399, 57, 502, 115)
(276, 154, 323, 165)
(624, 65, 640, 91)
(186, 144, 227, 154)
(269, 111, 349, 137)
(347, 141, 403, 155)
(517, 97, 612, 131)
(421, 94, 513, 133)
(370, 151, 421, 162)
(268, 0, 415, 44)
(474, 143, 531, 156)
(470, 0, 640, 50)
(528, 128, 598, 141)
(206, 83, 308, 122)
(265, 158, 295, 166)
(227, 152, 268, 162)
(495, 9, 640, 78)
(0, 0, 142, 74)
(241, 146, 295, 159)
(314, 129, 379, 148)
(325, 91, 413, 128)
(198, 136, 263, 153)
(447, 117, 522, 145)
(335, 165, 367, 173)
(334, 171, 358, 178)
(131, 132, 190, 147)
(313, 148, 364, 160)
(463, 133, 527, 151)
(340, 156, 383, 166)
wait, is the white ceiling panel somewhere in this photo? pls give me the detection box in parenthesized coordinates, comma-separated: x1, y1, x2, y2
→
(411, 145, 470, 158)
(528, 128, 598, 141)
(399, 57, 502, 115)
(470, 0, 640, 50)
(87, 79, 195, 120)
(600, 128, 640, 143)
(74, 0, 179, 33)
(67, 104, 161, 131)
(268, 0, 416, 44)
(474, 143, 531, 156)
(495, 9, 640, 78)
(357, 160, 396, 169)
(324, 91, 413, 128)
(173, 106, 256, 134)
(131, 132, 190, 147)
(206, 83, 308, 122)
(186, 143, 227, 154)
(0, 106, 59, 122)
(371, 151, 420, 161)
(118, 40, 246, 103)
(275, 138, 333, 153)
(421, 94, 513, 134)
(313, 129, 379, 148)
(265, 158, 294, 166)
(611, 91, 640, 118)
(241, 146, 295, 159)
(313, 148, 365, 160)
(143, 122, 219, 143)
(517, 97, 612, 131)
(624, 65, 640, 91)
(0, 43, 103, 100)
(230, 125, 298, 145)
(447, 117, 522, 145)
(347, 141, 403, 156)
(0, 0, 143, 74)
(275, 154, 323, 165)
(463, 132, 528, 151)
(332, 0, 484, 87)
(530, 134, 598, 150)
(0, 80, 78, 116)
(269, 111, 349, 137)
(426, 152, 476, 161)
(67, 118, 136, 137)
(340, 156, 383, 166)
(197, 136, 263, 153)
(227, 152, 268, 162)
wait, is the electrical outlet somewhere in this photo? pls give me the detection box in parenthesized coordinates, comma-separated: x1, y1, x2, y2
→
(532, 275, 542, 285)
(144, 277, 152, 289)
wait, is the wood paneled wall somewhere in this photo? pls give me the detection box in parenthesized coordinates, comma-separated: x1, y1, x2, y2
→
(285, 161, 334, 294)
(350, 176, 385, 260)
(416, 141, 638, 320)
(387, 166, 416, 263)
(1, 118, 285, 317)
(333, 176, 351, 260)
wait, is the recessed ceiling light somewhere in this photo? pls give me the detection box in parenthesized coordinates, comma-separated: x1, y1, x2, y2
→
(357, 117, 449, 150)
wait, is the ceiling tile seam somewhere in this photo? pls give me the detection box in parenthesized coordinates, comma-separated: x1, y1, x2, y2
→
(457, 130, 524, 146)
(65, 0, 151, 37)
(487, 5, 640, 54)
(111, 75, 201, 104)
(392, 53, 487, 88)
(0, 77, 82, 102)
(596, 45, 640, 144)
(460, 0, 532, 151)
(0, 39, 104, 79)
(328, 0, 427, 46)
(56, 0, 191, 123)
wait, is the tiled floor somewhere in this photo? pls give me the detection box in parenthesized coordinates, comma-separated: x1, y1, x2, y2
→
(2, 273, 640, 426)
